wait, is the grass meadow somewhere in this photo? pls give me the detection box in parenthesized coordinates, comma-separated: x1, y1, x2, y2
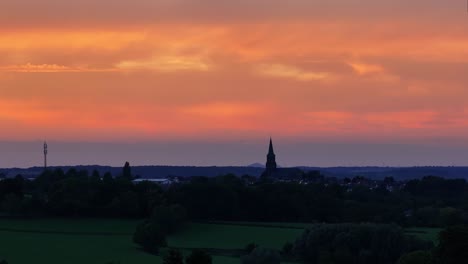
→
(0, 219, 440, 264)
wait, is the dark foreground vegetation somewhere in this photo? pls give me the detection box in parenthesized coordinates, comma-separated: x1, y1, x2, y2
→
(1, 163, 468, 263)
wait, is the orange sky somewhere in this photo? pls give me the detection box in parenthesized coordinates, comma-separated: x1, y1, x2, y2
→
(1, 0, 468, 144)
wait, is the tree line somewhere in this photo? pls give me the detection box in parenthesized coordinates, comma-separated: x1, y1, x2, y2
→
(0, 167, 468, 228)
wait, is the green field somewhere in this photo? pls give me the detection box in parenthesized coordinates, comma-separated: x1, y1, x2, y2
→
(0, 219, 301, 264)
(0, 219, 441, 264)
(214, 221, 443, 244)
(405, 227, 442, 244)
(169, 223, 303, 250)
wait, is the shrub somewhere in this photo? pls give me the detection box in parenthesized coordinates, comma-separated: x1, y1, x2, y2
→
(282, 242, 294, 256)
(185, 249, 212, 264)
(245, 242, 258, 254)
(434, 225, 468, 264)
(241, 248, 281, 264)
(293, 224, 433, 264)
(397, 250, 433, 264)
(163, 249, 184, 264)
(151, 204, 187, 234)
(132, 220, 167, 254)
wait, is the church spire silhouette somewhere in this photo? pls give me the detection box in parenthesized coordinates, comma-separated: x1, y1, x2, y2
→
(261, 137, 303, 179)
(266, 137, 277, 172)
(268, 137, 274, 154)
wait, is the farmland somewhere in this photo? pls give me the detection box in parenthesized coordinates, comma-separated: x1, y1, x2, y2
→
(0, 219, 301, 264)
(0, 219, 440, 264)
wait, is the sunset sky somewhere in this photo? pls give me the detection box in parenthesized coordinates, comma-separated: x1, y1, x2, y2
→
(1, 1, 468, 167)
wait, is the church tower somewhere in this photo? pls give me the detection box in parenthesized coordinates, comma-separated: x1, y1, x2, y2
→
(265, 138, 277, 173)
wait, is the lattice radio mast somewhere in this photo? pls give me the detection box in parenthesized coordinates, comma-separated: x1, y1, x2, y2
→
(43, 141, 48, 169)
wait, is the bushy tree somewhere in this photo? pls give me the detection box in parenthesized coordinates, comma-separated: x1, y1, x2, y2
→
(1, 193, 22, 215)
(134, 180, 164, 216)
(245, 243, 258, 254)
(185, 249, 212, 264)
(293, 224, 433, 264)
(122, 161, 132, 180)
(397, 250, 432, 264)
(163, 249, 184, 264)
(151, 204, 187, 234)
(133, 221, 167, 254)
(116, 191, 140, 217)
(434, 225, 468, 264)
(133, 204, 187, 255)
(0, 177, 24, 199)
(241, 248, 281, 264)
(282, 242, 294, 256)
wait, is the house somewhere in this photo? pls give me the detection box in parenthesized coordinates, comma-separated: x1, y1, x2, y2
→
(132, 178, 173, 185)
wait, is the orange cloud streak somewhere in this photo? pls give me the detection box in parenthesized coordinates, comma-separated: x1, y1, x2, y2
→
(0, 15, 467, 141)
(0, 63, 116, 73)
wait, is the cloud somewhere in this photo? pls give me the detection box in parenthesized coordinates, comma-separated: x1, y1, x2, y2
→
(364, 111, 438, 129)
(256, 64, 331, 81)
(0, 1, 467, 143)
(0, 99, 64, 126)
(116, 56, 213, 72)
(346, 61, 401, 84)
(348, 62, 384, 75)
(0, 0, 462, 29)
(0, 63, 71, 72)
(182, 102, 266, 118)
(0, 31, 146, 51)
(0, 63, 115, 73)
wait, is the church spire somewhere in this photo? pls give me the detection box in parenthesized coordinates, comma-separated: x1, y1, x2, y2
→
(265, 137, 277, 173)
(268, 137, 275, 155)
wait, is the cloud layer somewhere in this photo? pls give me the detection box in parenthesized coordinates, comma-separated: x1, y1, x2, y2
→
(0, 0, 467, 148)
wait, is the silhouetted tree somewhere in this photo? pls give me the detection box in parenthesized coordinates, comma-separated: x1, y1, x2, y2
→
(123, 161, 132, 180)
(186, 250, 212, 264)
(151, 204, 187, 234)
(245, 243, 258, 254)
(384, 176, 395, 185)
(434, 225, 468, 264)
(282, 242, 294, 256)
(1, 193, 22, 215)
(397, 250, 432, 264)
(91, 170, 101, 181)
(293, 224, 432, 264)
(241, 248, 281, 264)
(163, 249, 184, 264)
(133, 220, 167, 254)
(0, 168, 467, 228)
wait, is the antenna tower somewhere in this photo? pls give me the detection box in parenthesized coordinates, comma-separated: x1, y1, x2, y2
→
(43, 141, 48, 169)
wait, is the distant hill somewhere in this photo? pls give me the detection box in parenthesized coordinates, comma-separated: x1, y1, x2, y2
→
(0, 165, 265, 179)
(300, 166, 468, 181)
(248, 163, 265, 168)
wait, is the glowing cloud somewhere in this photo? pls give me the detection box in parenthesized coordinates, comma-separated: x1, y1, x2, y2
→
(0, 31, 146, 51)
(0, 0, 467, 145)
(364, 111, 438, 129)
(116, 56, 213, 72)
(0, 63, 115, 73)
(256, 64, 331, 81)
(348, 62, 384, 75)
(182, 102, 266, 118)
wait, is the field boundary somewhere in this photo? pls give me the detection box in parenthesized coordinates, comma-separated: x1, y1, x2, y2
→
(0, 227, 131, 236)
(172, 247, 245, 258)
(195, 221, 307, 230)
